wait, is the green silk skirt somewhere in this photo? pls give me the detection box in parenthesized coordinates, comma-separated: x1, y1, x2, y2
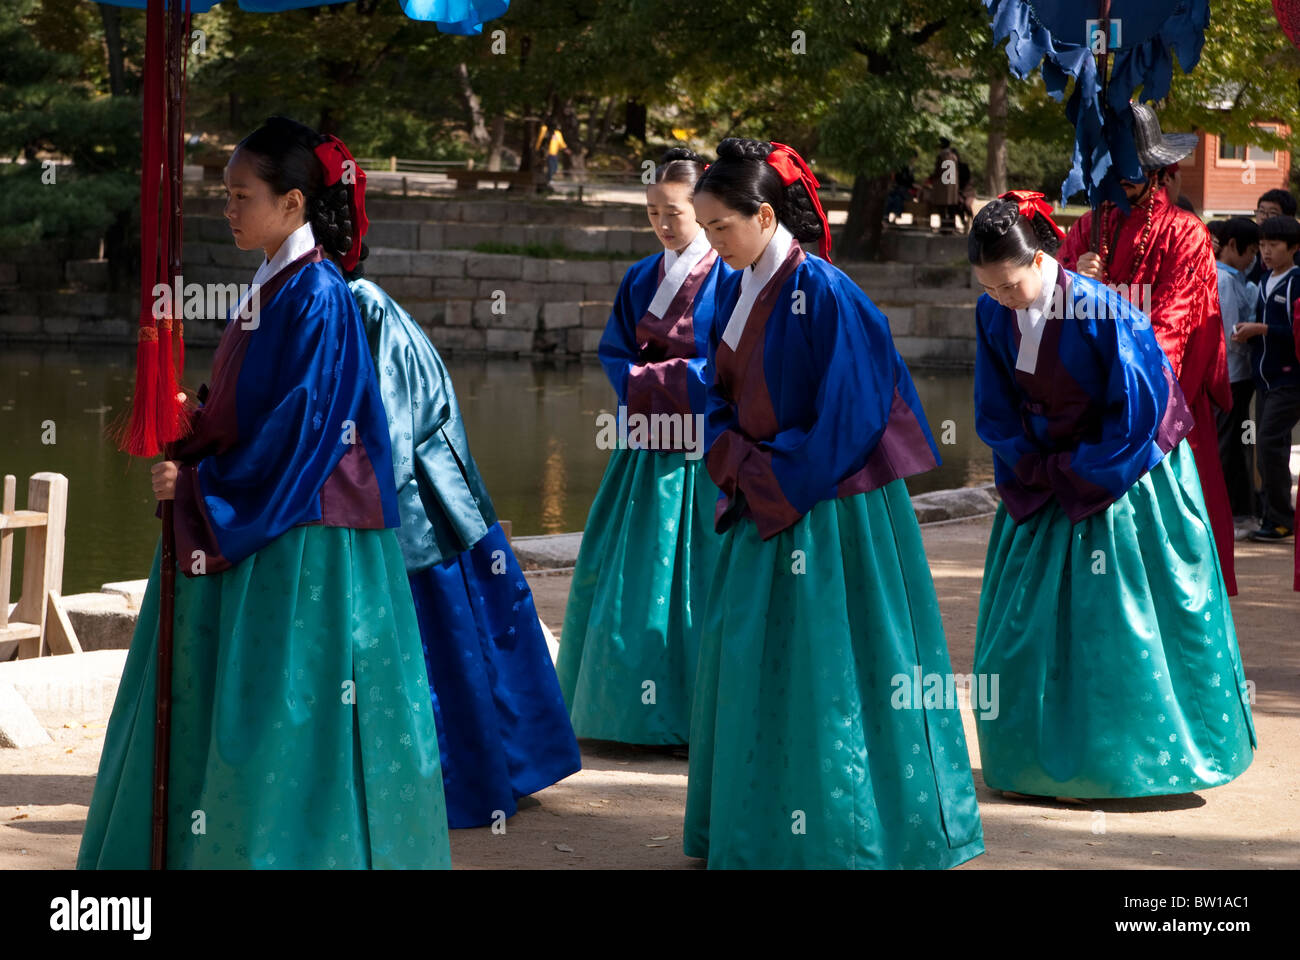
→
(684, 481, 985, 869)
(974, 440, 1257, 798)
(556, 447, 721, 745)
(77, 525, 452, 869)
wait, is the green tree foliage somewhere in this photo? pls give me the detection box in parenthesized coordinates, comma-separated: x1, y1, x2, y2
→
(0, 0, 139, 276)
(1163, 0, 1300, 166)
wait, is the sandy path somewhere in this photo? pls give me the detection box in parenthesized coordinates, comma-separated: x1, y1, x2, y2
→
(2, 515, 1296, 869)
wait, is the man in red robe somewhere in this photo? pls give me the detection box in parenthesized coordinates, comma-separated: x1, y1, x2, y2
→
(1058, 105, 1237, 595)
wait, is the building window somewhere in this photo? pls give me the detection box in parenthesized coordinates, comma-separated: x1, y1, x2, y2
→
(1251, 125, 1279, 167)
(1219, 139, 1247, 161)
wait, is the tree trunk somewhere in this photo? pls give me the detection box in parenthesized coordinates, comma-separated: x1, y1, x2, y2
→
(837, 173, 891, 261)
(624, 98, 647, 142)
(99, 5, 126, 96)
(986, 63, 1008, 198)
(487, 114, 505, 170)
(229, 92, 240, 131)
(455, 62, 490, 147)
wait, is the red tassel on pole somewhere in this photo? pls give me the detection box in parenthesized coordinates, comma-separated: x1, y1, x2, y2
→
(117, 0, 192, 457)
(115, 0, 168, 458)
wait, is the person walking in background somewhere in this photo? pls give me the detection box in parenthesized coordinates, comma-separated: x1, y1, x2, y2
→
(535, 119, 570, 190)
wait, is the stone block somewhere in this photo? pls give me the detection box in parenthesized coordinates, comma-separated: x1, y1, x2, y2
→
(581, 302, 612, 329)
(365, 248, 412, 276)
(521, 258, 550, 283)
(535, 282, 585, 303)
(485, 328, 535, 353)
(418, 223, 445, 251)
(541, 302, 581, 330)
(467, 252, 523, 280)
(443, 300, 473, 327)
(548, 260, 609, 284)
(433, 278, 480, 299)
(562, 226, 607, 254)
(66, 259, 110, 291)
(369, 276, 431, 300)
(366, 221, 418, 249)
(435, 326, 487, 352)
(0, 681, 51, 748)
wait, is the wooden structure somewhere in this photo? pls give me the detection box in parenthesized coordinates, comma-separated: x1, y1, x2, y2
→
(1181, 120, 1293, 216)
(448, 169, 537, 192)
(0, 473, 81, 661)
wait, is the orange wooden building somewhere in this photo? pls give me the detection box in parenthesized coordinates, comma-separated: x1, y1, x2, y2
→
(1180, 120, 1293, 216)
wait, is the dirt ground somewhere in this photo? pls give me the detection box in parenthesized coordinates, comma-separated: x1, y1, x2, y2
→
(2, 515, 1297, 870)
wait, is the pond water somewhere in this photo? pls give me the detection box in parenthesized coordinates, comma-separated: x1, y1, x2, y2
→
(0, 346, 989, 595)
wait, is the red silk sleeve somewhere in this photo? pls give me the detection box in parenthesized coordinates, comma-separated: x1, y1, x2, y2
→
(1057, 213, 1092, 272)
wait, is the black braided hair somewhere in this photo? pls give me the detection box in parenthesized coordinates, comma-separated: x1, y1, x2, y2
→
(236, 116, 369, 277)
(968, 198, 1060, 267)
(693, 137, 824, 245)
(654, 147, 708, 189)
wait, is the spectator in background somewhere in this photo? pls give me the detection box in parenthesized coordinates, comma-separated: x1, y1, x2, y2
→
(1232, 215, 1300, 542)
(535, 120, 570, 190)
(886, 163, 915, 223)
(930, 137, 962, 234)
(1207, 218, 1226, 257)
(1248, 188, 1298, 284)
(1214, 217, 1261, 531)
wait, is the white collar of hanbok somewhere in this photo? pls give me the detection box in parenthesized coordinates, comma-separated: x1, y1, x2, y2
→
(722, 222, 795, 350)
(648, 227, 712, 319)
(231, 221, 316, 322)
(1014, 252, 1059, 375)
(253, 220, 318, 288)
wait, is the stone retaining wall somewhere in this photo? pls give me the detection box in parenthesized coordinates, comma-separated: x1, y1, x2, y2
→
(1, 197, 980, 366)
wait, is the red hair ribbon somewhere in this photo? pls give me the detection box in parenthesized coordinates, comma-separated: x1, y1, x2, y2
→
(313, 135, 369, 273)
(1000, 189, 1065, 245)
(767, 141, 831, 261)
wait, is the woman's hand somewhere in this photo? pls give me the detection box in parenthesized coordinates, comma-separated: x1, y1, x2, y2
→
(1076, 252, 1103, 280)
(151, 460, 179, 501)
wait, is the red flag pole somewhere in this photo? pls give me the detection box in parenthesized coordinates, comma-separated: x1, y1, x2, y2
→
(1089, 1, 1113, 257)
(150, 0, 188, 871)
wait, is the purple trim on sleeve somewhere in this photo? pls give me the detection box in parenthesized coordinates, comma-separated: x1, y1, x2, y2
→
(1155, 363, 1194, 452)
(319, 439, 389, 529)
(741, 448, 805, 540)
(172, 463, 232, 577)
(837, 386, 940, 498)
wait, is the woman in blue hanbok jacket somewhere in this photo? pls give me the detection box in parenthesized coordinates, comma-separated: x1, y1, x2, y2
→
(79, 117, 451, 869)
(683, 138, 984, 870)
(969, 194, 1256, 800)
(556, 149, 731, 746)
(336, 145, 580, 829)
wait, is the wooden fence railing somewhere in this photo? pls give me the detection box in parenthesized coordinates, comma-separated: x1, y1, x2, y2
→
(0, 473, 81, 661)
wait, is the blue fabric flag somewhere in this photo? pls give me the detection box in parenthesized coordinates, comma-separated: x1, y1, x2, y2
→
(93, 0, 508, 34)
(984, 0, 1209, 208)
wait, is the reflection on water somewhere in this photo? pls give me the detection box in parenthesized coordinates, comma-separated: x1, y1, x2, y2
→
(0, 346, 989, 594)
